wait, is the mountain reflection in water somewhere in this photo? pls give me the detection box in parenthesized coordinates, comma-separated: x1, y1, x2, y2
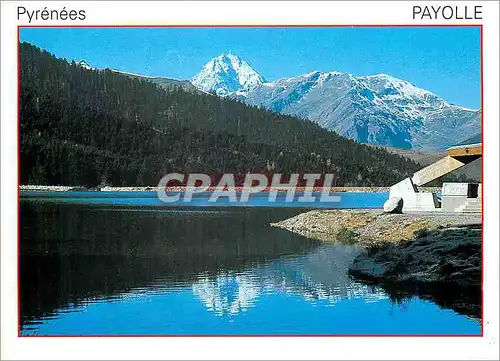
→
(191, 246, 387, 317)
(20, 202, 480, 335)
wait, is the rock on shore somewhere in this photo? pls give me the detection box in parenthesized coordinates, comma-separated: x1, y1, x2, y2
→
(349, 225, 481, 318)
(271, 209, 482, 318)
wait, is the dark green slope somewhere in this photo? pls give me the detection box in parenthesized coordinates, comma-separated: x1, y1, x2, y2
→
(20, 42, 420, 187)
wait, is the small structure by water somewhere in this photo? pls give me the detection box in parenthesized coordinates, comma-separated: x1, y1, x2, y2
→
(389, 137, 482, 213)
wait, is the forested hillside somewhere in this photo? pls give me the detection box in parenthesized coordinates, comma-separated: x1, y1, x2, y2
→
(20, 42, 421, 187)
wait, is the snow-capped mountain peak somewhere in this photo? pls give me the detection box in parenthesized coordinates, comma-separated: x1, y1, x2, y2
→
(191, 56, 479, 151)
(192, 53, 266, 96)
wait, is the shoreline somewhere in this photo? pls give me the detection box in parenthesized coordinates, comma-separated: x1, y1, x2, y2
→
(271, 209, 482, 318)
(270, 209, 480, 246)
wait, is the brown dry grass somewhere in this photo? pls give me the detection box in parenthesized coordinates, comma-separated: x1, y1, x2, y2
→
(271, 210, 479, 246)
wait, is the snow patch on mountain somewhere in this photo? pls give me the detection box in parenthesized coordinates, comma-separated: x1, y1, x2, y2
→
(229, 68, 479, 151)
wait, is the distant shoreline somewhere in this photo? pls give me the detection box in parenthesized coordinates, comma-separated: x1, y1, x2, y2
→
(19, 185, 442, 193)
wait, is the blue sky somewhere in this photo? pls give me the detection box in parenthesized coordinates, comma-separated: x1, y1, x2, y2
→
(20, 27, 480, 109)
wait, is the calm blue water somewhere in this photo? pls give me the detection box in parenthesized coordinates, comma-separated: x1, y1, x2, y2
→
(19, 196, 480, 336)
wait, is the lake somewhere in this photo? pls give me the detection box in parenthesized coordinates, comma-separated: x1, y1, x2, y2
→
(19, 198, 480, 336)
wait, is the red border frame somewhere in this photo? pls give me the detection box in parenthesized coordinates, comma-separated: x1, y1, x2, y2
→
(16, 24, 484, 338)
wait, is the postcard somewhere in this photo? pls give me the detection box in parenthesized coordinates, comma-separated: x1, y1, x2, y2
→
(1, 1, 498, 360)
